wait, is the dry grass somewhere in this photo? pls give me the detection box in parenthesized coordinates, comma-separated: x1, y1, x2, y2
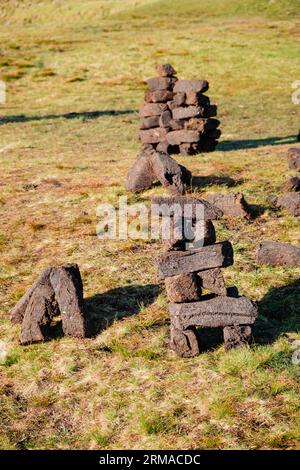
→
(0, 0, 299, 450)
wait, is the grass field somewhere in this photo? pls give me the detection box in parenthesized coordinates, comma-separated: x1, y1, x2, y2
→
(0, 0, 300, 450)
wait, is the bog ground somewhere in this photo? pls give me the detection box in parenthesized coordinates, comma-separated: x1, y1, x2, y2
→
(0, 0, 300, 450)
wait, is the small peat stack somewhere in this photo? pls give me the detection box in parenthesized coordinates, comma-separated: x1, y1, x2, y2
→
(139, 64, 221, 155)
(11, 264, 89, 345)
(154, 196, 258, 357)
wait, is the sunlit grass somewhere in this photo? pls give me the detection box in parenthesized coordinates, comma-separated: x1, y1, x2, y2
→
(0, 0, 299, 450)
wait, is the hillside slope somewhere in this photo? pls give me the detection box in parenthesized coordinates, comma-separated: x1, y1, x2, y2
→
(0, 0, 299, 27)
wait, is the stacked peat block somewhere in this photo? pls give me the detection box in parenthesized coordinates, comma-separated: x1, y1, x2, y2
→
(139, 64, 221, 155)
(154, 196, 258, 357)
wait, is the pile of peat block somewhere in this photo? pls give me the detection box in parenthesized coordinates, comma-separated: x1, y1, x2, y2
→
(126, 146, 191, 194)
(139, 64, 221, 155)
(10, 264, 89, 345)
(154, 196, 258, 357)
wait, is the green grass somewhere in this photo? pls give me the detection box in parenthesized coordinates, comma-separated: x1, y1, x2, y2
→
(0, 0, 300, 450)
(118, 0, 300, 19)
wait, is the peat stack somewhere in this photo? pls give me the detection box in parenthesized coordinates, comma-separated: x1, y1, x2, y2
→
(139, 64, 221, 155)
(154, 196, 258, 357)
(11, 264, 89, 345)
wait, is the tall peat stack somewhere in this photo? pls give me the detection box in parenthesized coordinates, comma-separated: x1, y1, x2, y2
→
(139, 64, 221, 155)
(155, 196, 258, 357)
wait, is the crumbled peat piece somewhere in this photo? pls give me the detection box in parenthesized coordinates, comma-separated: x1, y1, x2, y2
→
(156, 241, 233, 280)
(139, 103, 168, 117)
(170, 325, 200, 358)
(196, 268, 227, 296)
(166, 130, 200, 145)
(206, 193, 252, 219)
(50, 264, 88, 338)
(287, 147, 300, 170)
(165, 273, 201, 303)
(256, 241, 300, 267)
(10, 267, 53, 324)
(276, 193, 300, 216)
(169, 296, 258, 329)
(223, 325, 252, 350)
(282, 176, 300, 192)
(146, 76, 176, 91)
(20, 274, 60, 345)
(144, 90, 174, 103)
(139, 116, 160, 129)
(139, 127, 168, 144)
(126, 152, 156, 192)
(173, 79, 209, 94)
(155, 63, 177, 77)
(151, 195, 223, 220)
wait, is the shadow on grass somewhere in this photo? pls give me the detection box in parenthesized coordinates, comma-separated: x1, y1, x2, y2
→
(86, 283, 160, 336)
(190, 177, 266, 218)
(248, 204, 266, 219)
(50, 280, 299, 348)
(191, 175, 244, 189)
(218, 135, 297, 151)
(254, 279, 300, 345)
(0, 109, 137, 125)
(197, 280, 300, 352)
